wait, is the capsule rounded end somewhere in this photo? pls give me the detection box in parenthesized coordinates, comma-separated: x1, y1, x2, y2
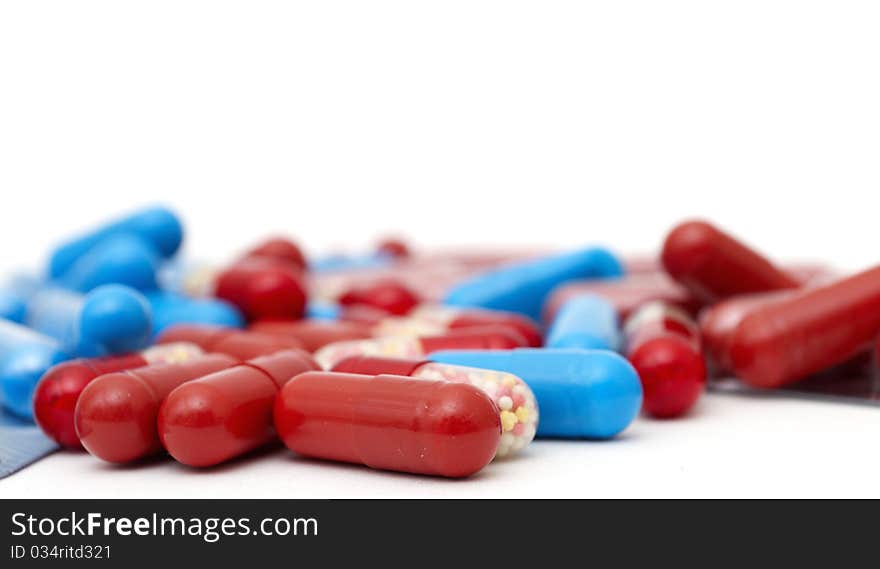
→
(80, 285, 152, 354)
(628, 337, 706, 418)
(0, 345, 69, 420)
(76, 372, 161, 462)
(33, 360, 102, 448)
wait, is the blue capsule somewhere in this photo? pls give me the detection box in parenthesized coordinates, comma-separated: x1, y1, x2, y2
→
(429, 348, 642, 439)
(306, 301, 341, 321)
(309, 253, 394, 272)
(546, 294, 621, 350)
(48, 206, 183, 280)
(0, 319, 70, 419)
(55, 233, 162, 292)
(443, 247, 625, 321)
(145, 291, 244, 338)
(19, 284, 152, 357)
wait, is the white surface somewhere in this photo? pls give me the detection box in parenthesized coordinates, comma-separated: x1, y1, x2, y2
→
(1, 2, 880, 498)
(3, 391, 880, 499)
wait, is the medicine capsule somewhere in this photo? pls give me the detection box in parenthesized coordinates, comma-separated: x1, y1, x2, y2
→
(429, 348, 642, 439)
(444, 247, 624, 321)
(56, 233, 162, 292)
(241, 237, 307, 270)
(146, 291, 244, 336)
(623, 302, 706, 418)
(728, 266, 880, 388)
(338, 279, 421, 316)
(156, 324, 305, 359)
(661, 220, 801, 303)
(48, 205, 183, 279)
(698, 290, 790, 372)
(542, 272, 702, 324)
(361, 305, 543, 348)
(249, 319, 373, 351)
(76, 353, 239, 462)
(331, 355, 538, 457)
(313, 326, 527, 369)
(274, 371, 501, 477)
(0, 319, 69, 419)
(12, 283, 152, 357)
(33, 342, 204, 448)
(213, 258, 308, 321)
(375, 237, 411, 259)
(159, 350, 319, 467)
(546, 294, 620, 350)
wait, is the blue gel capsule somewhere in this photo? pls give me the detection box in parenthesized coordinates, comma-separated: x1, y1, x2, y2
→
(55, 233, 162, 292)
(546, 294, 621, 351)
(146, 291, 244, 338)
(429, 348, 642, 439)
(0, 319, 70, 419)
(443, 247, 625, 321)
(49, 206, 183, 279)
(0, 291, 27, 323)
(306, 301, 341, 321)
(22, 285, 152, 357)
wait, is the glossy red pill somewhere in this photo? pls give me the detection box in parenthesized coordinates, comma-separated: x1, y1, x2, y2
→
(728, 265, 880, 388)
(159, 350, 320, 467)
(337, 279, 420, 316)
(214, 257, 307, 321)
(249, 319, 373, 352)
(624, 303, 706, 418)
(242, 237, 307, 271)
(156, 324, 304, 359)
(661, 220, 800, 303)
(375, 238, 411, 259)
(274, 371, 501, 477)
(76, 354, 239, 463)
(33, 343, 204, 448)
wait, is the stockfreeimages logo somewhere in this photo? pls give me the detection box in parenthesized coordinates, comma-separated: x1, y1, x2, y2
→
(11, 512, 318, 543)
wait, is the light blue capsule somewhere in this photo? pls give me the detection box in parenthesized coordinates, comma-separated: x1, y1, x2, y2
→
(17, 284, 152, 357)
(309, 252, 394, 272)
(0, 319, 70, 419)
(146, 291, 244, 338)
(443, 247, 624, 321)
(55, 233, 162, 292)
(49, 205, 183, 279)
(429, 348, 642, 439)
(546, 294, 621, 351)
(306, 301, 341, 321)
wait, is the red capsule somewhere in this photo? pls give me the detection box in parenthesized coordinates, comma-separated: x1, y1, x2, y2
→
(728, 266, 880, 389)
(661, 220, 801, 303)
(76, 354, 239, 463)
(624, 302, 706, 418)
(274, 371, 501, 477)
(156, 324, 305, 359)
(542, 273, 703, 325)
(313, 325, 528, 369)
(159, 350, 320, 467)
(214, 257, 307, 321)
(242, 237, 307, 271)
(375, 237, 411, 259)
(337, 279, 421, 316)
(698, 290, 792, 373)
(33, 343, 204, 448)
(249, 319, 373, 351)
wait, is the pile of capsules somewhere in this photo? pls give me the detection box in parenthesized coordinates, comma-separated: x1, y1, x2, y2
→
(1, 207, 878, 478)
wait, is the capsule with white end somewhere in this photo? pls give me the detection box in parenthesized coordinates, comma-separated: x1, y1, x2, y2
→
(313, 326, 527, 369)
(429, 348, 642, 439)
(332, 355, 538, 457)
(0, 319, 70, 418)
(443, 247, 624, 321)
(546, 294, 620, 350)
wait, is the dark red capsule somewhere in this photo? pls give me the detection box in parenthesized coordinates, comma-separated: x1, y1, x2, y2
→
(249, 319, 373, 352)
(337, 279, 420, 316)
(156, 324, 304, 359)
(214, 257, 307, 321)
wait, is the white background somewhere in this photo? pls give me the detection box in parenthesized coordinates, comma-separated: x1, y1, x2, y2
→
(1, 1, 879, 498)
